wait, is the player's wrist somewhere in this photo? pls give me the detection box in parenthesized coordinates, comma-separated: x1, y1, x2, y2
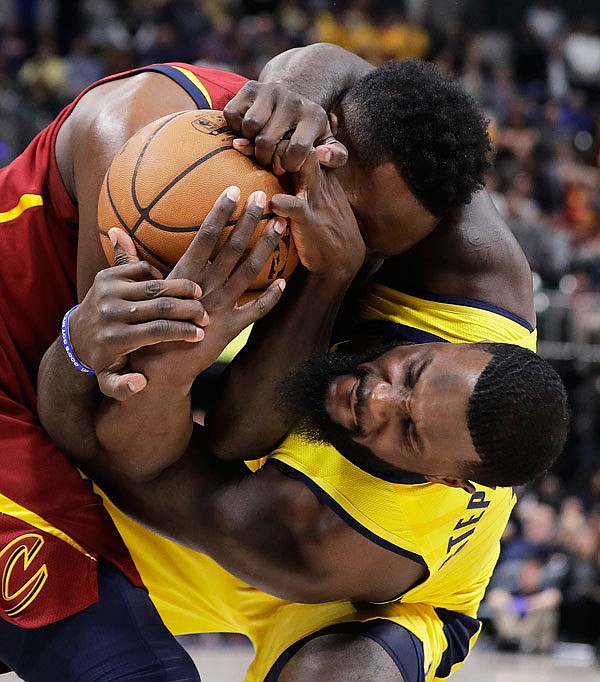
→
(61, 305, 95, 375)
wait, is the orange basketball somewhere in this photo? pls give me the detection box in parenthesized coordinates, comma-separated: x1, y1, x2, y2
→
(97, 109, 298, 299)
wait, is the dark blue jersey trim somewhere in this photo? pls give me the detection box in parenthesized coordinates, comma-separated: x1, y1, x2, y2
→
(369, 282, 535, 333)
(351, 320, 450, 344)
(268, 459, 427, 566)
(433, 608, 481, 678)
(139, 65, 211, 110)
(264, 619, 425, 682)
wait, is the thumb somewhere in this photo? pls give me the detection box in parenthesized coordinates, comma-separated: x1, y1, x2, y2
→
(293, 149, 320, 200)
(316, 140, 348, 168)
(97, 369, 148, 401)
(108, 228, 139, 267)
(315, 113, 348, 168)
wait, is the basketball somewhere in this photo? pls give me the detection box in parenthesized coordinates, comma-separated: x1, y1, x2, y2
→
(97, 109, 298, 299)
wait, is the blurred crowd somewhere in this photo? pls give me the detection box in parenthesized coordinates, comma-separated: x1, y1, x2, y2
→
(3, 0, 600, 660)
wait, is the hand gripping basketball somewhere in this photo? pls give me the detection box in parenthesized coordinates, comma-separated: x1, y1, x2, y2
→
(97, 109, 298, 301)
(74, 188, 286, 401)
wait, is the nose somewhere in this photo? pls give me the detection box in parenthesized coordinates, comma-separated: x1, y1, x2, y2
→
(367, 380, 409, 429)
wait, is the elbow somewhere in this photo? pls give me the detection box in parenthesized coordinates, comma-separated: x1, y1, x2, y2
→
(204, 421, 275, 463)
(101, 452, 176, 484)
(205, 430, 246, 462)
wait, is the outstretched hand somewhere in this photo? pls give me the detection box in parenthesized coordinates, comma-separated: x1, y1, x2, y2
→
(69, 187, 286, 400)
(224, 80, 348, 175)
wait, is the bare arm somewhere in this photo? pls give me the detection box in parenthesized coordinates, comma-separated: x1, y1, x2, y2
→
(259, 43, 373, 107)
(224, 43, 374, 173)
(87, 434, 426, 604)
(38, 71, 203, 466)
(205, 153, 366, 460)
(40, 191, 286, 480)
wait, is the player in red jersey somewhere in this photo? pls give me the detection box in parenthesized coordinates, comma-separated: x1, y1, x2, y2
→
(0, 60, 290, 680)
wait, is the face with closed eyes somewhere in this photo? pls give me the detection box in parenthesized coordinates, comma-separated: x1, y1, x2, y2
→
(286, 343, 490, 490)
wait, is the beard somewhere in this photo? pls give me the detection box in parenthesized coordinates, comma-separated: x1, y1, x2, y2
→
(278, 342, 404, 475)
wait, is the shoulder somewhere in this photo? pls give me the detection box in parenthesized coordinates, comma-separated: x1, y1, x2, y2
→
(176, 63, 248, 104)
(56, 70, 199, 198)
(377, 189, 535, 325)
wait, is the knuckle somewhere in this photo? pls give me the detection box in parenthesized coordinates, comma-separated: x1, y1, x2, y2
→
(254, 132, 271, 148)
(289, 92, 305, 108)
(243, 112, 262, 128)
(242, 80, 259, 96)
(150, 319, 172, 337)
(137, 260, 155, 276)
(245, 203, 264, 221)
(261, 232, 279, 251)
(99, 326, 118, 347)
(97, 299, 114, 321)
(94, 268, 108, 285)
(113, 252, 129, 267)
(144, 279, 164, 298)
(198, 222, 222, 243)
(287, 138, 310, 157)
(241, 259, 260, 279)
(255, 298, 269, 317)
(227, 235, 248, 255)
(155, 297, 174, 316)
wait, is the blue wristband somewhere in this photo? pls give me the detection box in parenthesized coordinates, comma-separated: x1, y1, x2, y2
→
(61, 305, 95, 375)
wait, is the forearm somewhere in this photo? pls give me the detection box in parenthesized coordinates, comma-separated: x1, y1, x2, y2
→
(205, 269, 353, 460)
(259, 43, 373, 107)
(38, 337, 193, 480)
(91, 443, 335, 603)
(38, 338, 103, 466)
(94, 363, 193, 481)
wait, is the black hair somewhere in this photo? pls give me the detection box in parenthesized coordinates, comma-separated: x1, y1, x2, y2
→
(339, 59, 491, 217)
(464, 343, 569, 487)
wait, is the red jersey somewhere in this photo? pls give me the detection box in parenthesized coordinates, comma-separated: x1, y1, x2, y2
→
(0, 63, 247, 628)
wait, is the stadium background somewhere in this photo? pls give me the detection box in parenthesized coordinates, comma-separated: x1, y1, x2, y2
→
(3, 0, 600, 679)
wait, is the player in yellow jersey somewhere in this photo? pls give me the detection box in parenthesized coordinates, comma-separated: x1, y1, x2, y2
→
(37, 44, 568, 682)
(39, 197, 567, 682)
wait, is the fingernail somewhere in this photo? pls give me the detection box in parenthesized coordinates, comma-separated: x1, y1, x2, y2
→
(201, 311, 209, 325)
(273, 218, 286, 234)
(277, 279, 286, 291)
(194, 284, 202, 299)
(195, 327, 205, 340)
(226, 186, 241, 202)
(316, 146, 332, 164)
(273, 157, 285, 176)
(126, 380, 137, 393)
(254, 191, 266, 208)
(233, 138, 250, 146)
(108, 229, 118, 246)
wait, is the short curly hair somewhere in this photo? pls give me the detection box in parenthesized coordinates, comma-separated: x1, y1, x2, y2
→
(464, 343, 570, 487)
(339, 59, 491, 217)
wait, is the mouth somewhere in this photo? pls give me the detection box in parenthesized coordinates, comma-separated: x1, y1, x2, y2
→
(349, 376, 360, 432)
(326, 373, 364, 433)
(350, 372, 374, 436)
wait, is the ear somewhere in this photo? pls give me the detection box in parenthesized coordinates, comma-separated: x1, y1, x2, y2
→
(425, 476, 476, 494)
(328, 112, 339, 136)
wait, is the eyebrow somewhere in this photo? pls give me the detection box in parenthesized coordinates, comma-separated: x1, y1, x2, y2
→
(410, 350, 433, 454)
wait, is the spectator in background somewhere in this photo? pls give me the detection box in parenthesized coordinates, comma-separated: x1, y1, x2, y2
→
(559, 525, 600, 655)
(525, 0, 566, 48)
(17, 36, 66, 113)
(62, 35, 105, 101)
(564, 16, 600, 92)
(487, 556, 563, 653)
